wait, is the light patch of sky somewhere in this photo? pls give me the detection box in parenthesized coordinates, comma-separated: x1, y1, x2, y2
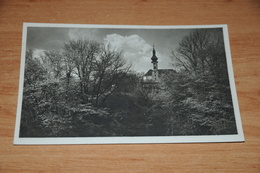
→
(33, 49, 45, 59)
(103, 34, 152, 72)
(68, 28, 101, 41)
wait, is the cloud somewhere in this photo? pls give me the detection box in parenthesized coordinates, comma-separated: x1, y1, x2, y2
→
(103, 34, 173, 73)
(104, 34, 153, 72)
(68, 28, 99, 41)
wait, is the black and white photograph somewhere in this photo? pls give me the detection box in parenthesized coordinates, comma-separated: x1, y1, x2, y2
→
(14, 23, 244, 144)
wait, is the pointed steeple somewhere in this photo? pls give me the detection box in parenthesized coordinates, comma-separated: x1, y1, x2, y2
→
(151, 45, 158, 63)
(153, 45, 156, 55)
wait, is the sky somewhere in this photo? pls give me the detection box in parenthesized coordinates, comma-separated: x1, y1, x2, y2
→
(26, 26, 193, 73)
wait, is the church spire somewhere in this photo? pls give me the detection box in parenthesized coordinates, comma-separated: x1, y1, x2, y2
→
(153, 45, 156, 55)
(151, 45, 159, 81)
(151, 45, 158, 63)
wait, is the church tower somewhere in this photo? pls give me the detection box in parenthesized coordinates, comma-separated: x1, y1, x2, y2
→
(151, 45, 159, 82)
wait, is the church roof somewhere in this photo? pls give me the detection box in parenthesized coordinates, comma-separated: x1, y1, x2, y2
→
(144, 69, 176, 76)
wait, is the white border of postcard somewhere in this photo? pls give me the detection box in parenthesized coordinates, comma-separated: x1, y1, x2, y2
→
(14, 23, 244, 145)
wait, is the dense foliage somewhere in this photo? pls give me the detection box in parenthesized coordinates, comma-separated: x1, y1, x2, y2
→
(20, 29, 237, 137)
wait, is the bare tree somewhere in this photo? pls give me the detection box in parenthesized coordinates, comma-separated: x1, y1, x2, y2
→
(44, 50, 64, 80)
(171, 29, 226, 77)
(63, 39, 101, 102)
(91, 44, 131, 106)
(167, 29, 236, 135)
(62, 40, 131, 106)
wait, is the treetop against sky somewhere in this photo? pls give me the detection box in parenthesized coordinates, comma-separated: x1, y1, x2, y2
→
(26, 27, 197, 73)
(26, 26, 224, 73)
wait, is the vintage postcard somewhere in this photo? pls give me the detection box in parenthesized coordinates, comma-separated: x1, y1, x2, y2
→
(14, 23, 244, 144)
